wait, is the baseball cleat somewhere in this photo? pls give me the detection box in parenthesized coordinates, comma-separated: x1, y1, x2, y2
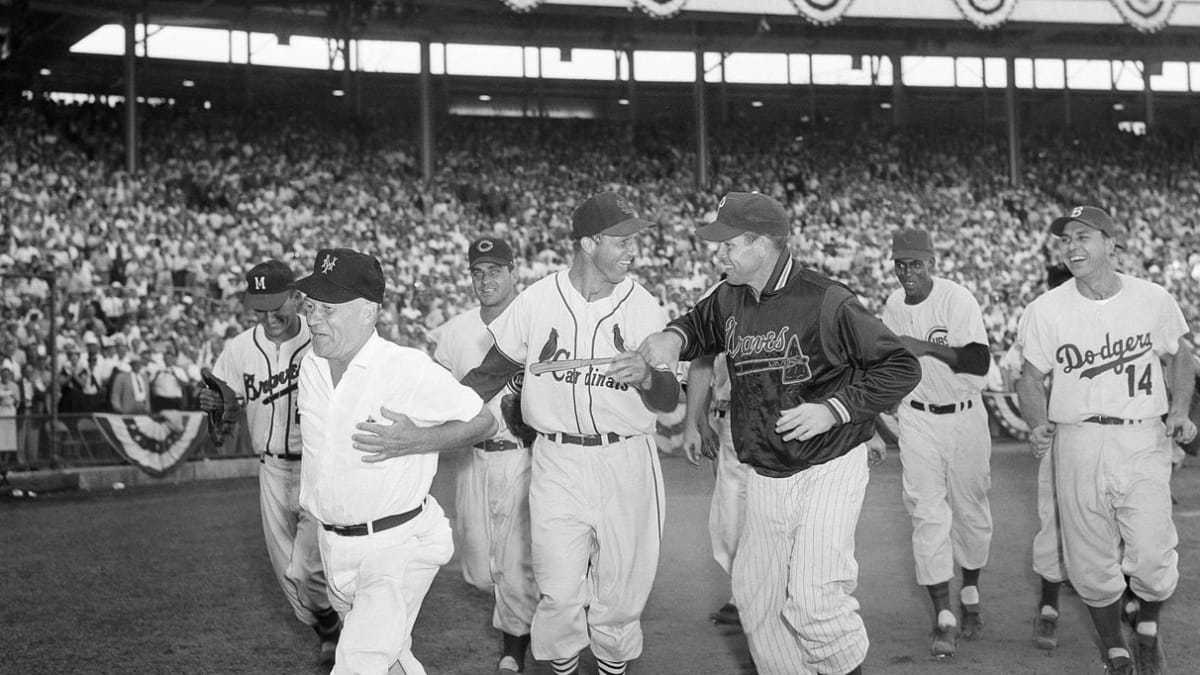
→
(930, 623, 958, 657)
(317, 639, 337, 667)
(1133, 632, 1166, 675)
(1104, 654, 1134, 675)
(960, 604, 983, 641)
(710, 602, 741, 627)
(1032, 614, 1058, 650)
(496, 654, 521, 675)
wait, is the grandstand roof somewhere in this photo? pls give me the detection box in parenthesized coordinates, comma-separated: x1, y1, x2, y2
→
(7, 0, 1200, 75)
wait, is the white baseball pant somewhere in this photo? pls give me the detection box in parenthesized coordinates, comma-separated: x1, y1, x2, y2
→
(453, 448, 492, 592)
(259, 456, 331, 625)
(484, 447, 538, 635)
(1031, 450, 1066, 583)
(896, 401, 992, 586)
(319, 498, 454, 675)
(733, 444, 870, 675)
(1054, 422, 1178, 607)
(528, 433, 664, 663)
(708, 412, 747, 576)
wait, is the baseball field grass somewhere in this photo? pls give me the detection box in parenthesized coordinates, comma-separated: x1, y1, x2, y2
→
(4, 444, 1200, 674)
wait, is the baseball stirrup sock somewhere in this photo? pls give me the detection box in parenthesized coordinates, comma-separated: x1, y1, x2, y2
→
(313, 607, 341, 639)
(551, 655, 579, 675)
(1039, 578, 1061, 611)
(1087, 600, 1125, 650)
(502, 632, 530, 671)
(596, 658, 627, 675)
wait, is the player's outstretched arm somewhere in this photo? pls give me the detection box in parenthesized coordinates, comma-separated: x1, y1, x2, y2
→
(1015, 359, 1055, 458)
(351, 405, 498, 462)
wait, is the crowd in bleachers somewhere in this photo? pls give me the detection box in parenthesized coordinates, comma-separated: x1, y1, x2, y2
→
(3, 99, 1200, 446)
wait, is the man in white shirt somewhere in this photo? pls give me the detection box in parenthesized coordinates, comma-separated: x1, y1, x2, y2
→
(294, 247, 497, 675)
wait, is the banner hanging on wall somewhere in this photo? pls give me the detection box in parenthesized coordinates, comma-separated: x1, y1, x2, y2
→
(787, 0, 857, 26)
(631, 0, 689, 19)
(952, 0, 1019, 29)
(1108, 0, 1178, 33)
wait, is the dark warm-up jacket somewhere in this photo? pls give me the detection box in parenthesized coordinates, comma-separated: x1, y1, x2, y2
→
(666, 252, 920, 478)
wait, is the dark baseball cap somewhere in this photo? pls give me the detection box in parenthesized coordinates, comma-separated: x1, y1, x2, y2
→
(293, 248, 386, 304)
(572, 191, 655, 239)
(697, 192, 789, 242)
(468, 237, 514, 269)
(1048, 206, 1124, 247)
(891, 228, 935, 261)
(243, 260, 296, 311)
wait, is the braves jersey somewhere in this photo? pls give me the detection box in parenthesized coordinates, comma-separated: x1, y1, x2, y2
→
(882, 277, 989, 403)
(212, 320, 310, 457)
(1020, 273, 1188, 424)
(486, 270, 668, 437)
(666, 253, 920, 477)
(430, 307, 517, 444)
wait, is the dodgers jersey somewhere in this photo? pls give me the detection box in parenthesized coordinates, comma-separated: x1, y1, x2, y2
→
(882, 277, 989, 404)
(430, 307, 517, 444)
(212, 319, 311, 456)
(486, 270, 668, 437)
(1020, 273, 1189, 424)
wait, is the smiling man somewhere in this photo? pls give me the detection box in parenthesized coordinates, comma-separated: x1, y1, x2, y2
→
(428, 237, 538, 675)
(638, 192, 920, 675)
(198, 259, 341, 667)
(881, 228, 994, 659)
(447, 191, 680, 675)
(294, 247, 497, 675)
(1017, 205, 1196, 675)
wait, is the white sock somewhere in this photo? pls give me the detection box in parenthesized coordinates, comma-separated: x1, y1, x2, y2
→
(1107, 647, 1131, 661)
(1040, 605, 1059, 619)
(1136, 620, 1158, 637)
(937, 608, 957, 628)
(961, 585, 980, 606)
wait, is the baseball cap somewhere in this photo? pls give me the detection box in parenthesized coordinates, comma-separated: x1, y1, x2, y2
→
(468, 237, 515, 269)
(243, 260, 296, 311)
(1048, 206, 1124, 246)
(293, 248, 386, 304)
(891, 228, 935, 260)
(572, 191, 655, 239)
(697, 192, 789, 242)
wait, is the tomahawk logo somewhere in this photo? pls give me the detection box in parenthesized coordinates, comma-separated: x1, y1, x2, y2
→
(725, 317, 813, 384)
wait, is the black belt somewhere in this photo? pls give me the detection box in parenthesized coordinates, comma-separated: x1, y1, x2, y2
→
(262, 452, 302, 462)
(542, 431, 623, 446)
(474, 439, 519, 452)
(1083, 415, 1149, 426)
(910, 399, 973, 415)
(322, 504, 424, 537)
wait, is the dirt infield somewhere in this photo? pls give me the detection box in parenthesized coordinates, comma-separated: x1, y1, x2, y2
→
(4, 441, 1199, 674)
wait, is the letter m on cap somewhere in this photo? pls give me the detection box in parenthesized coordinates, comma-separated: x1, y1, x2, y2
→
(253, 276, 267, 290)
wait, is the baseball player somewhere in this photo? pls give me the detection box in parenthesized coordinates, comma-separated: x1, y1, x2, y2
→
(681, 352, 747, 627)
(881, 228, 993, 658)
(458, 191, 680, 675)
(1016, 206, 1197, 675)
(197, 260, 341, 666)
(294, 247, 497, 675)
(428, 236, 538, 675)
(639, 192, 920, 675)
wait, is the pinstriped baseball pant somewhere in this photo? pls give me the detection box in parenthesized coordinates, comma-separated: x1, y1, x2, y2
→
(732, 444, 870, 675)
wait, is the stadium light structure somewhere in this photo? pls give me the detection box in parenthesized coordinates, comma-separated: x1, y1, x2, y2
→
(39, 68, 51, 76)
(751, 100, 764, 107)
(618, 98, 629, 105)
(332, 89, 345, 97)
(479, 94, 492, 101)
(1113, 102, 1125, 110)
(182, 79, 195, 87)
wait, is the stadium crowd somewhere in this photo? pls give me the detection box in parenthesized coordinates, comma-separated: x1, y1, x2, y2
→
(3, 98, 1200, 463)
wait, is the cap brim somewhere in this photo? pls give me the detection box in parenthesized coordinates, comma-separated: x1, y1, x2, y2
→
(243, 290, 291, 312)
(1047, 215, 1076, 237)
(292, 274, 362, 304)
(696, 220, 745, 242)
(469, 256, 513, 269)
(600, 217, 654, 237)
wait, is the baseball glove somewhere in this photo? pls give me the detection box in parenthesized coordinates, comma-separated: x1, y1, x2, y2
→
(500, 393, 538, 448)
(200, 368, 242, 446)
